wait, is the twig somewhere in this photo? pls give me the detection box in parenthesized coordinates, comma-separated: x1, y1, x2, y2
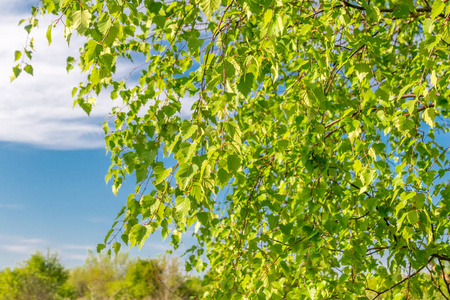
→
(428, 146, 450, 171)
(341, 0, 445, 17)
(427, 265, 450, 300)
(438, 258, 450, 296)
(368, 259, 431, 299)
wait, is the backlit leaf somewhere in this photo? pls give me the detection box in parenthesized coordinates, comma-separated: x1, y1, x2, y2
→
(199, 0, 220, 21)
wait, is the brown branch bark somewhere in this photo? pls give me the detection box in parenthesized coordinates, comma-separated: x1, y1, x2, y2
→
(438, 258, 450, 296)
(367, 259, 431, 299)
(427, 265, 450, 300)
(432, 254, 450, 262)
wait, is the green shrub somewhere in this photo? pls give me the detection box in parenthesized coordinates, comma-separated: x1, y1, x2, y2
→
(0, 251, 76, 300)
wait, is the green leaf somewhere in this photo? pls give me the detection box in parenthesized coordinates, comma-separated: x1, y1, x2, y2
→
(121, 233, 128, 245)
(355, 63, 371, 82)
(430, 70, 437, 87)
(227, 154, 241, 173)
(199, 0, 220, 21)
(84, 40, 102, 66)
(129, 224, 148, 249)
(181, 120, 198, 140)
(423, 18, 435, 34)
(353, 160, 362, 173)
(102, 121, 109, 134)
(66, 56, 75, 73)
(194, 221, 201, 234)
(176, 196, 191, 224)
(10, 65, 21, 82)
(423, 108, 435, 128)
(431, 0, 445, 19)
(98, 18, 111, 35)
(24, 65, 33, 76)
(14, 51, 22, 62)
(153, 166, 172, 185)
(115, 206, 126, 220)
(263, 9, 273, 27)
(126, 195, 140, 218)
(96, 243, 106, 253)
(363, 3, 381, 22)
(237, 73, 255, 96)
(104, 227, 115, 243)
(71, 10, 91, 34)
(217, 168, 231, 186)
(135, 164, 148, 183)
(103, 22, 120, 45)
(402, 100, 416, 114)
(112, 242, 121, 255)
(407, 211, 419, 225)
(46, 24, 52, 45)
(394, 116, 415, 133)
(402, 226, 415, 241)
(360, 169, 376, 186)
(176, 163, 198, 189)
(176, 142, 197, 163)
(443, 25, 450, 43)
(24, 49, 32, 59)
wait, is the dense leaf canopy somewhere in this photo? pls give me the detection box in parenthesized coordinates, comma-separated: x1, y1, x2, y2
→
(15, 0, 450, 298)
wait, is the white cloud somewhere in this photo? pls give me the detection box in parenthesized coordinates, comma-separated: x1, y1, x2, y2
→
(0, 5, 198, 150)
(0, 204, 24, 209)
(62, 253, 88, 261)
(145, 242, 171, 251)
(0, 234, 92, 268)
(0, 10, 114, 150)
(178, 95, 199, 118)
(18, 237, 47, 244)
(1, 245, 38, 254)
(60, 244, 93, 251)
(0, 0, 35, 14)
(0, 235, 48, 255)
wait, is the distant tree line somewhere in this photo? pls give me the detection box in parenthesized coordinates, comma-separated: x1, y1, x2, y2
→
(0, 251, 203, 300)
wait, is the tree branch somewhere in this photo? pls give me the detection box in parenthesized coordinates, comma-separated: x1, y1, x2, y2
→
(428, 146, 450, 171)
(438, 258, 450, 296)
(324, 100, 436, 131)
(427, 265, 450, 300)
(325, 110, 360, 128)
(341, 0, 445, 17)
(367, 259, 431, 299)
(432, 254, 450, 262)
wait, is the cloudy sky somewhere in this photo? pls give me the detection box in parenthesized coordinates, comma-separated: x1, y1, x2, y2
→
(0, 0, 194, 268)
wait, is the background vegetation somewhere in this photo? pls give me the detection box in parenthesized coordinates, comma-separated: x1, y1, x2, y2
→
(0, 251, 203, 300)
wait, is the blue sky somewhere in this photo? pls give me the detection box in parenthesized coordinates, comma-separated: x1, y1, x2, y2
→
(0, 144, 191, 268)
(0, 0, 196, 269)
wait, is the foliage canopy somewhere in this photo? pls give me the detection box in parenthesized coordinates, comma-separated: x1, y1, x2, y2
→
(14, 0, 450, 298)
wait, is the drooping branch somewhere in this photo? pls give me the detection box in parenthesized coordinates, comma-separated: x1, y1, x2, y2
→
(428, 146, 450, 171)
(324, 101, 435, 130)
(427, 265, 450, 300)
(325, 110, 360, 128)
(438, 258, 450, 296)
(367, 259, 431, 299)
(341, 0, 445, 17)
